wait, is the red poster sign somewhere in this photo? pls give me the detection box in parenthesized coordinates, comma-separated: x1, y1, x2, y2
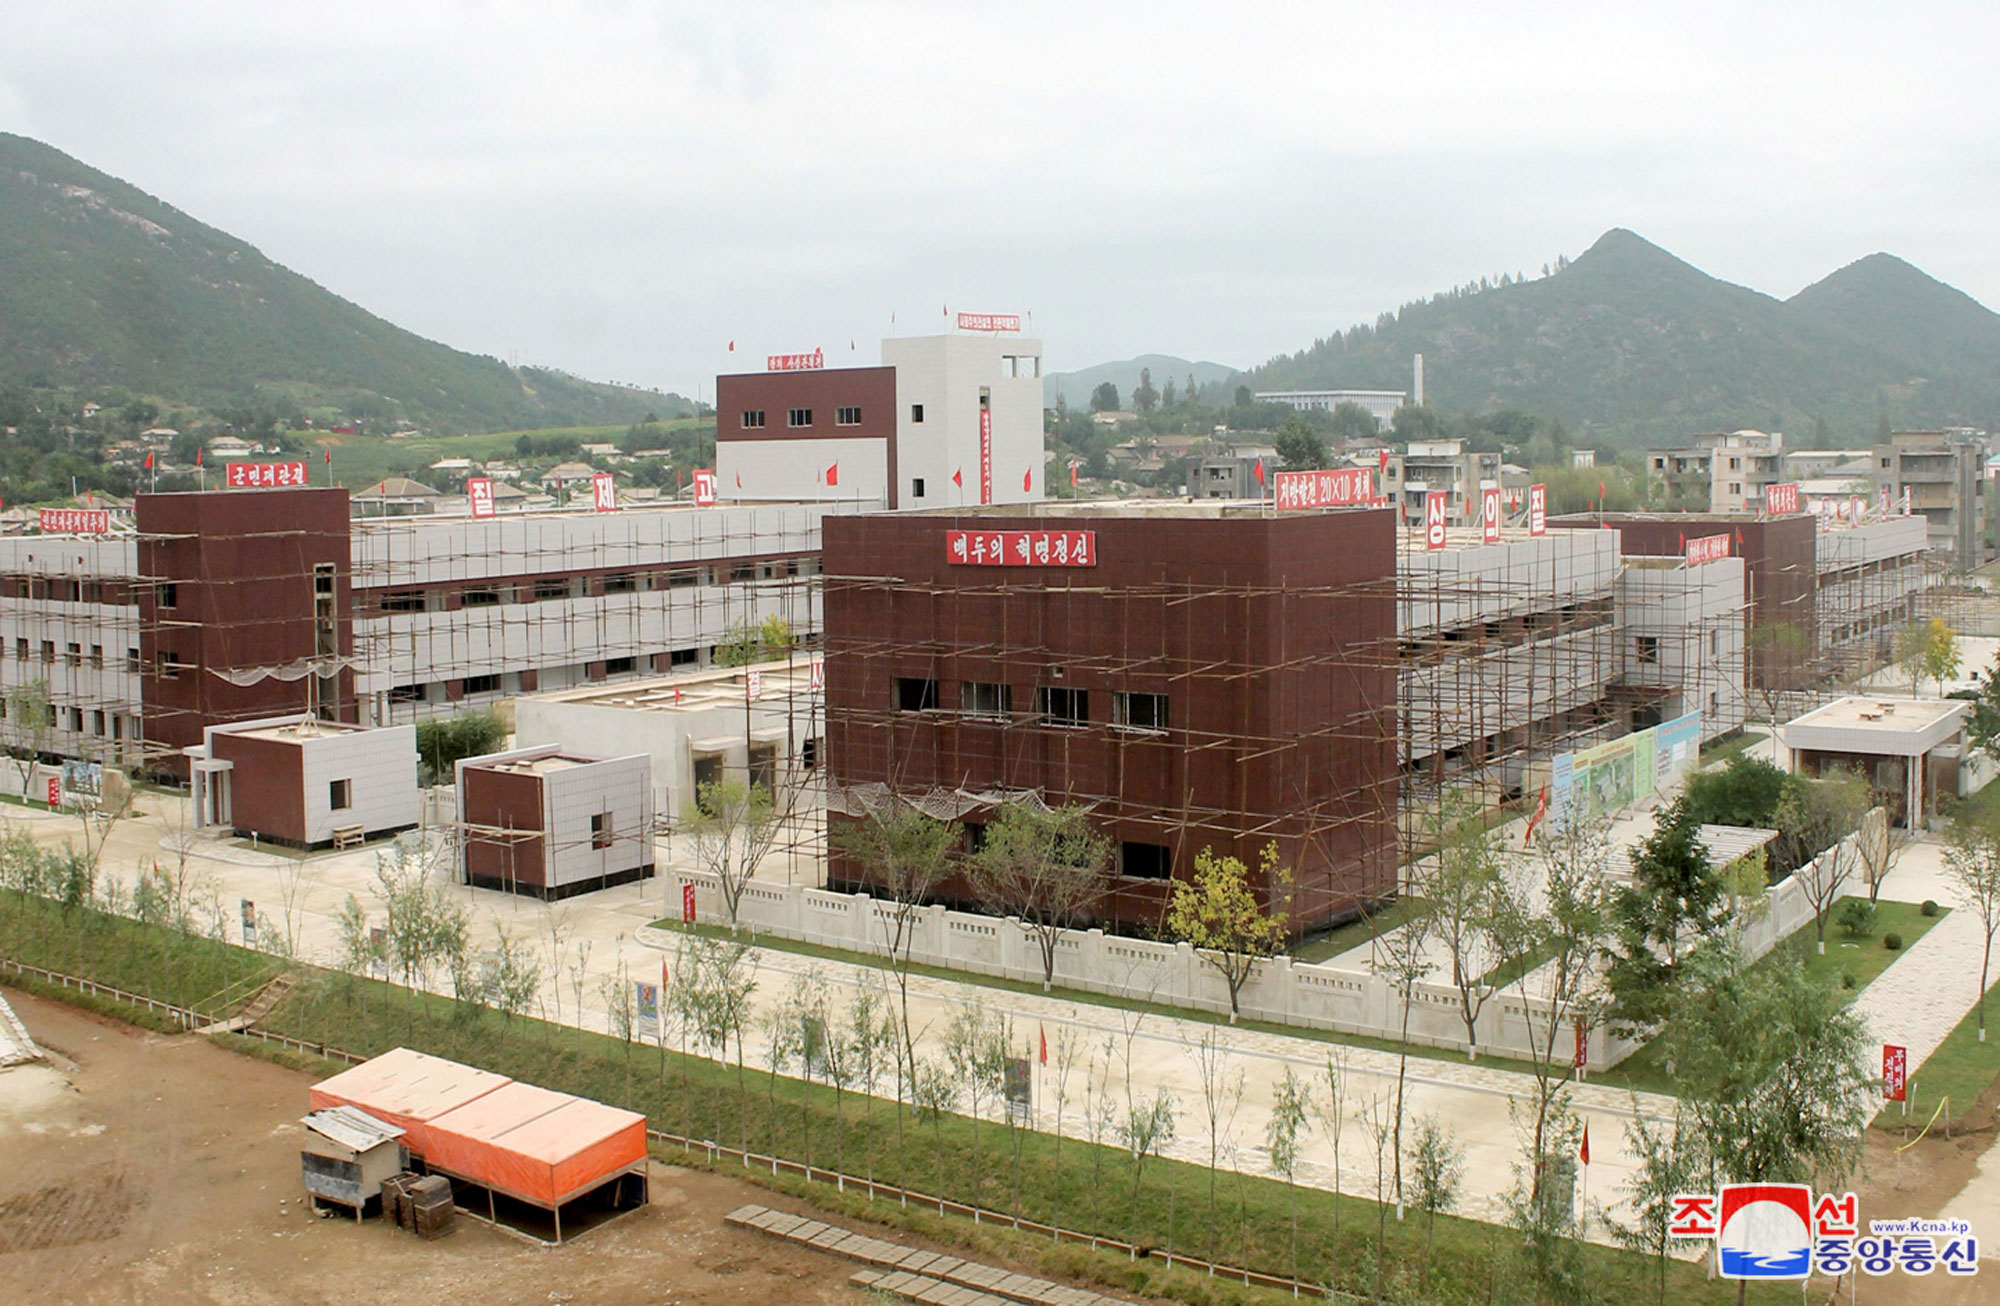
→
(765, 349, 824, 371)
(692, 469, 717, 507)
(1273, 467, 1372, 509)
(1685, 532, 1730, 565)
(225, 461, 309, 488)
(38, 508, 109, 534)
(956, 312, 1021, 332)
(1424, 491, 1448, 550)
(1883, 1044, 1907, 1101)
(1481, 486, 1502, 543)
(592, 472, 617, 512)
(466, 476, 495, 519)
(947, 529, 1096, 567)
(979, 408, 993, 504)
(1528, 483, 1547, 536)
(681, 882, 696, 924)
(44, 776, 60, 807)
(1765, 481, 1800, 515)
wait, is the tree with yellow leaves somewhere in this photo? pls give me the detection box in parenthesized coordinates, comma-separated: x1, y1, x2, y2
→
(1166, 842, 1292, 1022)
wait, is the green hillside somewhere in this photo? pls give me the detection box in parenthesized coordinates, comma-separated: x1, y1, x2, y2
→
(0, 133, 692, 433)
(1250, 229, 2000, 446)
(1044, 354, 1241, 410)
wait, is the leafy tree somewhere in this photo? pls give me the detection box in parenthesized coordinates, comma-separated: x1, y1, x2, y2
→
(1855, 804, 1902, 904)
(831, 801, 959, 1087)
(1404, 1113, 1464, 1280)
(1613, 1099, 1707, 1306)
(3, 680, 54, 799)
(1132, 368, 1158, 413)
(1185, 373, 1198, 404)
(1678, 753, 1787, 828)
(715, 614, 796, 667)
(1090, 381, 1120, 413)
(1894, 616, 1961, 696)
(1233, 384, 1252, 408)
(1160, 377, 1176, 407)
(413, 709, 506, 787)
(1264, 1068, 1311, 1287)
(370, 838, 471, 1031)
(942, 1000, 1011, 1205)
(1413, 794, 1510, 1059)
(1272, 416, 1328, 471)
(1603, 804, 1731, 1035)
(684, 778, 783, 933)
(967, 801, 1110, 989)
(1390, 403, 1440, 443)
(1503, 1092, 1589, 1305)
(1773, 769, 1869, 950)
(1944, 814, 2000, 1042)
(1327, 400, 1379, 442)
(1166, 842, 1292, 1021)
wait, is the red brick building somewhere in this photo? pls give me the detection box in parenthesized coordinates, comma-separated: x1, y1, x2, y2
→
(821, 503, 1399, 933)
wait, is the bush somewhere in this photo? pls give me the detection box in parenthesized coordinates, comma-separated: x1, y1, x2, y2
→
(1883, 932, 1904, 951)
(1836, 899, 1877, 939)
(1841, 973, 1858, 990)
(413, 709, 507, 786)
(1921, 900, 1941, 917)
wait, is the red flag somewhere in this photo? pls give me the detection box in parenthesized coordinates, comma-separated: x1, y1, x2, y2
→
(1379, 448, 1390, 472)
(1039, 1024, 1048, 1066)
(1579, 1123, 1590, 1166)
(324, 448, 332, 465)
(1022, 468, 1032, 491)
(195, 447, 203, 468)
(1523, 783, 1549, 848)
(1598, 480, 1606, 501)
(1069, 462, 1078, 488)
(728, 340, 735, 351)
(826, 462, 838, 487)
(1253, 458, 1266, 486)
(735, 470, 742, 488)
(144, 450, 154, 469)
(952, 468, 963, 488)
(84, 489, 93, 506)
(1736, 528, 1744, 548)
(1677, 532, 1684, 551)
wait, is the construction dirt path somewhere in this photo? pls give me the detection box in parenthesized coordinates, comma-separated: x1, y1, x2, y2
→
(0, 986, 931, 1306)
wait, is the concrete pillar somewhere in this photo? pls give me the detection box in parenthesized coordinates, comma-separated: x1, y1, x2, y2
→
(189, 768, 205, 831)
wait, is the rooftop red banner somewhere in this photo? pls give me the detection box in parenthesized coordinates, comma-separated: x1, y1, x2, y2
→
(947, 529, 1095, 567)
(226, 461, 309, 488)
(956, 313, 1021, 332)
(38, 508, 109, 534)
(1274, 466, 1371, 509)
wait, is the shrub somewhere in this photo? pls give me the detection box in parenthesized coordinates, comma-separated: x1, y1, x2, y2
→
(1883, 932, 1903, 951)
(1921, 900, 1941, 917)
(1841, 973, 1858, 990)
(1836, 899, 1876, 939)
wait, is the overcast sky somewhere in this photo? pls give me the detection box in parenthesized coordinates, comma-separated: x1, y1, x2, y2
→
(3, 2, 1996, 399)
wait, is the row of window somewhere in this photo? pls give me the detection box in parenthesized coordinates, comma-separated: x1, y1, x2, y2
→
(370, 559, 812, 615)
(0, 577, 132, 605)
(0, 696, 137, 741)
(892, 678, 1169, 731)
(7, 638, 135, 672)
(739, 404, 927, 431)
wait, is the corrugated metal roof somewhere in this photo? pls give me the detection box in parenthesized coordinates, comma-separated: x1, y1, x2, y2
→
(1607, 823, 1778, 881)
(302, 1105, 406, 1152)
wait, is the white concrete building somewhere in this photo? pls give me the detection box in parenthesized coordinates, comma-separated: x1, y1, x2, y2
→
(190, 714, 420, 847)
(1253, 389, 1404, 427)
(1618, 555, 1749, 741)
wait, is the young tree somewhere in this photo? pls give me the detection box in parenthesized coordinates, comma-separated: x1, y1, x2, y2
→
(3, 680, 53, 800)
(968, 801, 1110, 990)
(1944, 815, 2000, 1043)
(1412, 794, 1509, 1059)
(1370, 903, 1434, 1214)
(1613, 1098, 1707, 1306)
(1894, 616, 1961, 697)
(684, 778, 784, 933)
(942, 1000, 1010, 1206)
(488, 922, 542, 1023)
(1132, 367, 1158, 413)
(1187, 1028, 1246, 1265)
(844, 976, 895, 1188)
(1774, 769, 1869, 952)
(1090, 381, 1120, 413)
(1855, 804, 1902, 905)
(1273, 417, 1329, 471)
(1314, 1052, 1350, 1264)
(1117, 1084, 1177, 1252)
(1166, 842, 1292, 1021)
(370, 839, 470, 1030)
(1404, 1113, 1465, 1280)
(1504, 1092, 1589, 1306)
(1603, 805, 1730, 1035)
(831, 800, 958, 1080)
(1264, 1068, 1311, 1287)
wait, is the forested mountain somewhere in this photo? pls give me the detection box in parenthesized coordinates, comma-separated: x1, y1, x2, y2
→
(1246, 229, 2000, 446)
(1044, 355, 1239, 410)
(0, 133, 690, 432)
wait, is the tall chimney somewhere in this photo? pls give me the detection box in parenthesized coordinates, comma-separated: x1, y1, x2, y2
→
(1413, 353, 1425, 407)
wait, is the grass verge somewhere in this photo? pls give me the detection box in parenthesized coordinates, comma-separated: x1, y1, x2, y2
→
(1877, 971, 2000, 1130)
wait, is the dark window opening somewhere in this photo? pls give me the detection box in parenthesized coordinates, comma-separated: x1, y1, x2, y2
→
(380, 590, 426, 612)
(741, 409, 766, 429)
(591, 812, 614, 849)
(669, 647, 699, 667)
(534, 578, 571, 601)
(961, 681, 1011, 717)
(1036, 686, 1088, 727)
(730, 564, 756, 583)
(912, 477, 925, 497)
(1634, 635, 1659, 665)
(603, 573, 637, 594)
(895, 677, 940, 711)
(693, 754, 723, 810)
(787, 408, 813, 428)
(801, 736, 822, 769)
(155, 582, 178, 609)
(836, 406, 862, 425)
(749, 744, 777, 793)
(389, 684, 427, 703)
(461, 673, 501, 694)
(1112, 691, 1168, 731)
(605, 655, 636, 675)
(963, 822, 989, 854)
(1120, 841, 1172, 879)
(463, 587, 503, 606)
(911, 404, 924, 423)
(314, 562, 336, 595)
(329, 778, 353, 811)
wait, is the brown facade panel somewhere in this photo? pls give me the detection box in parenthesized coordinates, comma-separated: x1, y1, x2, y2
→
(210, 732, 307, 844)
(822, 508, 1399, 934)
(461, 767, 547, 890)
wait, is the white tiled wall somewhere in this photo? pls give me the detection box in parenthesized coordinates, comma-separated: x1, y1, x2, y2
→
(298, 725, 421, 843)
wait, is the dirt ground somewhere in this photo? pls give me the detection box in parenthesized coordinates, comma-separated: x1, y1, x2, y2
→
(0, 986, 909, 1306)
(1837, 1105, 2000, 1306)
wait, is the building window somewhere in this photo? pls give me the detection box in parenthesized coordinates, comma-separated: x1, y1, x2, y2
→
(40, 641, 54, 665)
(1119, 841, 1172, 879)
(692, 754, 723, 809)
(603, 573, 637, 594)
(666, 569, 699, 589)
(961, 681, 1011, 718)
(462, 673, 501, 694)
(963, 822, 989, 854)
(670, 648, 700, 667)
(155, 581, 178, 609)
(895, 677, 940, 711)
(314, 562, 336, 596)
(89, 645, 102, 669)
(380, 590, 426, 612)
(125, 649, 139, 673)
(912, 477, 925, 498)
(911, 404, 924, 423)
(749, 743, 777, 793)
(787, 408, 813, 428)
(329, 779, 352, 811)
(591, 812, 614, 850)
(729, 563, 756, 583)
(91, 710, 105, 736)
(1112, 691, 1168, 731)
(836, 406, 862, 425)
(389, 684, 427, 703)
(534, 577, 571, 600)
(741, 409, 766, 429)
(13, 638, 24, 661)
(800, 736, 821, 769)
(157, 650, 182, 679)
(1634, 636, 1659, 665)
(605, 655, 636, 675)
(65, 643, 80, 667)
(1711, 629, 1720, 656)
(463, 587, 503, 606)
(1036, 686, 1088, 727)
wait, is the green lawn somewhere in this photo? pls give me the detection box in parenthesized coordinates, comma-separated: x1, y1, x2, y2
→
(1878, 971, 2000, 1129)
(1610, 896, 1945, 1096)
(1291, 897, 1427, 964)
(1697, 731, 1767, 768)
(0, 891, 1805, 1306)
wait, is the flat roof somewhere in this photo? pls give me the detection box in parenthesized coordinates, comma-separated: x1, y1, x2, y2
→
(525, 659, 817, 714)
(892, 499, 1382, 521)
(1782, 695, 1969, 757)
(475, 754, 587, 776)
(216, 718, 375, 744)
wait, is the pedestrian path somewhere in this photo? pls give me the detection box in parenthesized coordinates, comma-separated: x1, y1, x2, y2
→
(1852, 842, 1986, 1079)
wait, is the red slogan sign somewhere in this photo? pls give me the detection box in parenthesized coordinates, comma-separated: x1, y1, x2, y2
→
(766, 349, 824, 371)
(979, 409, 993, 505)
(1273, 467, 1371, 509)
(1481, 487, 1502, 543)
(1883, 1044, 1907, 1102)
(226, 461, 309, 488)
(1528, 483, 1547, 536)
(956, 312, 1021, 332)
(947, 529, 1096, 567)
(1424, 491, 1448, 550)
(38, 508, 109, 534)
(466, 477, 495, 519)
(1685, 533, 1731, 565)
(692, 469, 717, 507)
(1765, 482, 1801, 515)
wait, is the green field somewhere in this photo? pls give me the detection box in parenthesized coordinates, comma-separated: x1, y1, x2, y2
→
(317, 419, 713, 489)
(0, 888, 1807, 1306)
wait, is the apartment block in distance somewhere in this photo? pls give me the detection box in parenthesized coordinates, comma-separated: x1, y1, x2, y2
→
(820, 502, 1399, 934)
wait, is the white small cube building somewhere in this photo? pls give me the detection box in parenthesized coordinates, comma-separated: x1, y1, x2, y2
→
(188, 715, 420, 849)
(456, 746, 653, 899)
